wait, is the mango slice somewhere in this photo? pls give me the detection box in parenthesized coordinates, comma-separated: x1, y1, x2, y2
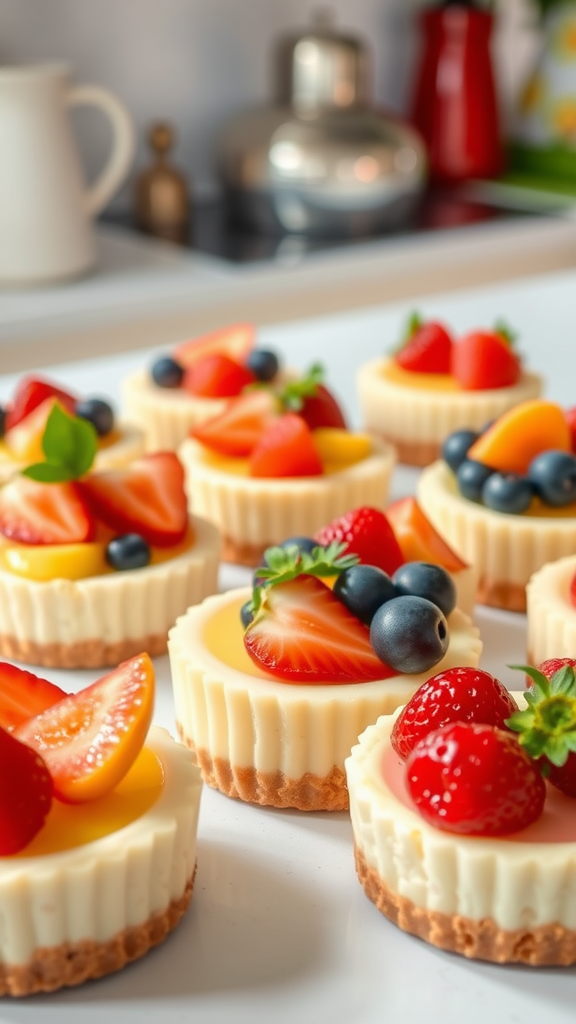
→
(313, 428, 372, 469)
(0, 541, 109, 581)
(466, 399, 570, 475)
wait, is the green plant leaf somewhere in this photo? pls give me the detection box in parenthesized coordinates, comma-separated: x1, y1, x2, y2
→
(493, 320, 517, 347)
(41, 404, 97, 477)
(279, 363, 324, 412)
(507, 663, 576, 769)
(22, 462, 76, 483)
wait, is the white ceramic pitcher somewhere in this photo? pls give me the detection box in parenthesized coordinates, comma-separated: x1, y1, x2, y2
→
(0, 64, 135, 284)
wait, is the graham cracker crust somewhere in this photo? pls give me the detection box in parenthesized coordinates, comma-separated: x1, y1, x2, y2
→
(477, 577, 527, 613)
(0, 867, 196, 997)
(369, 432, 440, 468)
(178, 729, 348, 810)
(0, 631, 168, 670)
(221, 536, 268, 568)
(354, 847, 576, 965)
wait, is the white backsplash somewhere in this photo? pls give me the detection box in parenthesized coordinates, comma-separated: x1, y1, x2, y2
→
(0, 0, 542, 211)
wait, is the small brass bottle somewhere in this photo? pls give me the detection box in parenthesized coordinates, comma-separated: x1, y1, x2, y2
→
(134, 122, 191, 244)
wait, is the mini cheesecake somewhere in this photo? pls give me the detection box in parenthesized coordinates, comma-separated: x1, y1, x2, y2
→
(357, 358, 542, 467)
(417, 460, 576, 612)
(346, 696, 576, 966)
(178, 437, 396, 566)
(0, 515, 221, 669)
(168, 587, 482, 812)
(0, 727, 202, 996)
(527, 555, 576, 665)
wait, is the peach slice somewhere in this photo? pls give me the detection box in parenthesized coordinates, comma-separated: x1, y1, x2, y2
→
(312, 428, 372, 469)
(467, 399, 570, 475)
(174, 322, 255, 368)
(386, 497, 468, 572)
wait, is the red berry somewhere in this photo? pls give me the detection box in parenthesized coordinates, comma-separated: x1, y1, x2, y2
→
(0, 726, 54, 853)
(183, 353, 257, 398)
(191, 389, 278, 457)
(244, 575, 391, 683)
(81, 453, 188, 547)
(396, 321, 452, 374)
(451, 330, 521, 390)
(5, 376, 77, 432)
(0, 477, 96, 545)
(538, 657, 576, 678)
(391, 667, 519, 759)
(249, 413, 323, 478)
(315, 506, 404, 575)
(565, 407, 576, 454)
(299, 383, 347, 430)
(406, 723, 546, 836)
(0, 661, 66, 732)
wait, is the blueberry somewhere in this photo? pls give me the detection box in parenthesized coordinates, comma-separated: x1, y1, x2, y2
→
(528, 450, 576, 507)
(333, 565, 397, 625)
(240, 600, 254, 628)
(151, 355, 184, 388)
(105, 534, 151, 571)
(482, 472, 534, 514)
(392, 561, 456, 617)
(75, 397, 114, 436)
(442, 429, 479, 473)
(456, 459, 494, 502)
(0, 406, 5, 439)
(278, 536, 317, 556)
(370, 595, 449, 674)
(246, 349, 280, 382)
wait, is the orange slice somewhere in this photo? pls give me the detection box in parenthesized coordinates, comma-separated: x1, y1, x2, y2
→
(467, 400, 570, 475)
(15, 654, 154, 802)
(386, 496, 468, 571)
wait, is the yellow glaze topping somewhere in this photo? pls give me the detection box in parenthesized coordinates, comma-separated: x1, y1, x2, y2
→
(382, 362, 459, 392)
(12, 745, 164, 857)
(203, 595, 270, 677)
(0, 525, 196, 581)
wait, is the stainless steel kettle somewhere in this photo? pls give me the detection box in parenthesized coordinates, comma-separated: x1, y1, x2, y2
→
(218, 16, 427, 236)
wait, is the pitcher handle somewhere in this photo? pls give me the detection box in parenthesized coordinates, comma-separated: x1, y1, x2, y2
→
(67, 85, 135, 218)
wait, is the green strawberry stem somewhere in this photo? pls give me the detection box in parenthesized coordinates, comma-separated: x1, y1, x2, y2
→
(248, 541, 359, 620)
(22, 404, 97, 484)
(506, 664, 576, 768)
(278, 363, 324, 413)
(391, 310, 423, 355)
(493, 320, 517, 347)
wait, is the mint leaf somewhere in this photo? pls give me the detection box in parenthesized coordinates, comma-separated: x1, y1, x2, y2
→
(280, 364, 324, 412)
(20, 404, 97, 484)
(22, 462, 76, 483)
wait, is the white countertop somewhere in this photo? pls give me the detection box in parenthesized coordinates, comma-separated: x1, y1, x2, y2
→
(1, 211, 576, 373)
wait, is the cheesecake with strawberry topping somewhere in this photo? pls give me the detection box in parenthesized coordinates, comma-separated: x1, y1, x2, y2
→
(0, 406, 220, 668)
(357, 315, 542, 467)
(122, 322, 277, 452)
(0, 655, 201, 996)
(169, 533, 481, 812)
(346, 662, 576, 965)
(0, 375, 144, 483)
(178, 366, 395, 565)
(418, 399, 576, 611)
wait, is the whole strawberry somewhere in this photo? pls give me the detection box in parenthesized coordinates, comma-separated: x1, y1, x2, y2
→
(451, 325, 521, 390)
(391, 666, 519, 760)
(0, 726, 54, 854)
(395, 314, 452, 374)
(314, 506, 404, 576)
(406, 722, 546, 836)
(508, 662, 576, 798)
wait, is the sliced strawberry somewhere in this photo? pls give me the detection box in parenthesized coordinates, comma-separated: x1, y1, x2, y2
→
(174, 323, 255, 369)
(566, 407, 576, 454)
(451, 330, 521, 390)
(385, 497, 467, 571)
(3, 397, 61, 462)
(250, 413, 323, 478)
(396, 321, 453, 374)
(299, 384, 347, 431)
(183, 353, 257, 398)
(15, 653, 154, 803)
(315, 506, 404, 575)
(0, 662, 67, 732)
(0, 477, 96, 545)
(81, 452, 187, 547)
(538, 657, 576, 678)
(191, 389, 278, 457)
(5, 376, 77, 432)
(0, 726, 54, 853)
(244, 575, 391, 683)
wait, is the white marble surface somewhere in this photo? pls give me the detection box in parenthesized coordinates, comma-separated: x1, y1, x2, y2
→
(1, 276, 576, 1022)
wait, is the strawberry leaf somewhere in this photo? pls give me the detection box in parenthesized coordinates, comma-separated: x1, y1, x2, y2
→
(246, 541, 359, 623)
(279, 363, 324, 412)
(22, 404, 97, 484)
(493, 320, 517, 347)
(506, 664, 576, 768)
